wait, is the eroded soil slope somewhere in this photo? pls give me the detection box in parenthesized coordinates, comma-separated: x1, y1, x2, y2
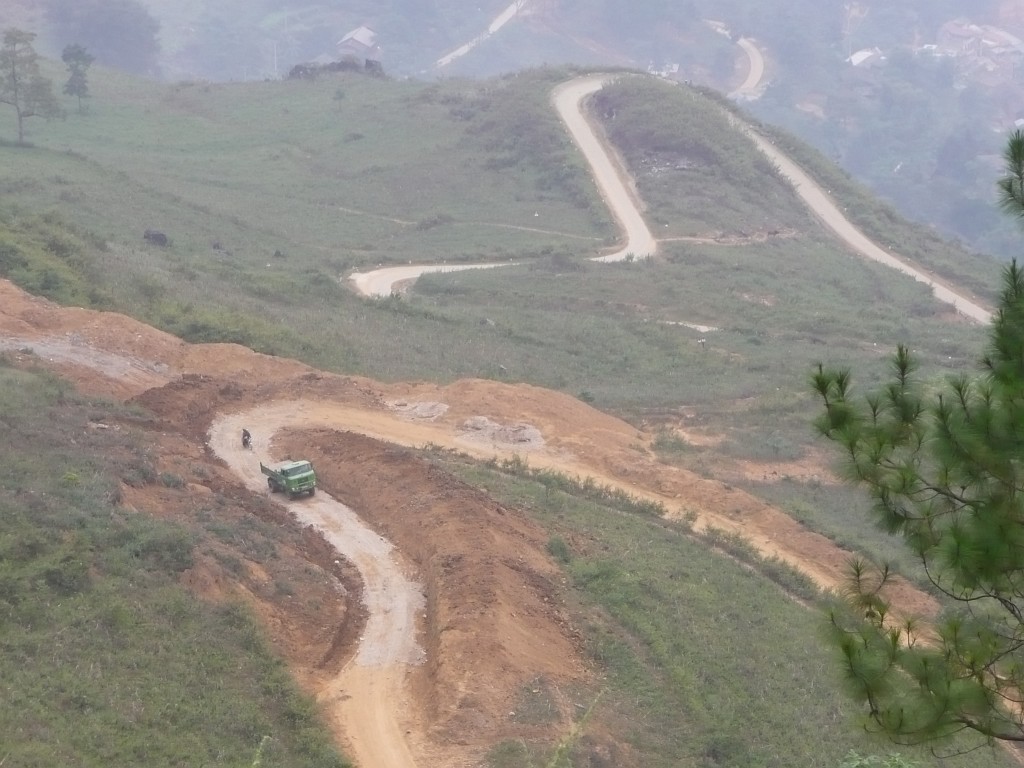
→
(0, 277, 938, 765)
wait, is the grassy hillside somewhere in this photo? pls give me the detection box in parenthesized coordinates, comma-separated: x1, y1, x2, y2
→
(0, 64, 997, 468)
(592, 77, 1003, 300)
(8, 0, 1017, 261)
(0, 361, 348, 767)
(0, 63, 1015, 764)
(438, 453, 1010, 768)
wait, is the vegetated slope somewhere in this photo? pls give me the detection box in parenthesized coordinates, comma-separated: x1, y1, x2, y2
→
(11, 0, 1020, 259)
(0, 66, 998, 502)
(0, 66, 613, 367)
(3, 70, 997, 391)
(0, 361, 351, 767)
(0, 64, 1007, 765)
(591, 76, 1003, 301)
(0, 29, 1018, 768)
(0, 275, 1011, 767)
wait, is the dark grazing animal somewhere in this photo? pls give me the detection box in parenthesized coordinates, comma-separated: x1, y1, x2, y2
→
(143, 229, 169, 246)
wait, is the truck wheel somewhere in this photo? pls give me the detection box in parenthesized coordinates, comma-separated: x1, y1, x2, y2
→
(267, 478, 276, 492)
(309, 487, 316, 497)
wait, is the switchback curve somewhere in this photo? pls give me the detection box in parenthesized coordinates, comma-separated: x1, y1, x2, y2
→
(350, 73, 992, 323)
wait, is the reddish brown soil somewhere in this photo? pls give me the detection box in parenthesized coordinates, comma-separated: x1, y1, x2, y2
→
(0, 278, 940, 764)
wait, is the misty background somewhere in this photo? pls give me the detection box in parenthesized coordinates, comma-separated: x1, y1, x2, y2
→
(4, 0, 1021, 261)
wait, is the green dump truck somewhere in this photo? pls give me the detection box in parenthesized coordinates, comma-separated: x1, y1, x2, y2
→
(260, 459, 317, 498)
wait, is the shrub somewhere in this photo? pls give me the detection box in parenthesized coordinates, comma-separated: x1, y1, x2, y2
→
(547, 536, 571, 564)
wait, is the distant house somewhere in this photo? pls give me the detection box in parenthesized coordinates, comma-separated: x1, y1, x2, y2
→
(937, 18, 1024, 59)
(938, 18, 984, 56)
(847, 47, 884, 67)
(934, 18, 1024, 85)
(338, 26, 380, 60)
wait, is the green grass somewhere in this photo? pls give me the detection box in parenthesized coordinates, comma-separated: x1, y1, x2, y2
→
(0, 363, 348, 768)
(0, 62, 1015, 764)
(435, 455, 1008, 768)
(0, 64, 998, 551)
(0, 64, 996, 471)
(2, 66, 609, 259)
(592, 76, 818, 237)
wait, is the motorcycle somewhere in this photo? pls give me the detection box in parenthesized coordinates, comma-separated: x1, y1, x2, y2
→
(241, 429, 252, 450)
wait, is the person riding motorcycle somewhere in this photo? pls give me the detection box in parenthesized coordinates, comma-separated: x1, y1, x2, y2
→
(241, 428, 252, 449)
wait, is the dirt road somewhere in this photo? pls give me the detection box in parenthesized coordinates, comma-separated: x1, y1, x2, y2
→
(349, 263, 511, 298)
(208, 407, 425, 768)
(350, 74, 992, 323)
(551, 76, 659, 262)
(739, 128, 992, 323)
(730, 37, 766, 99)
(436, 0, 529, 68)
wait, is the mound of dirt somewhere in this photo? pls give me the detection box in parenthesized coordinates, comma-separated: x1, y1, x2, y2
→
(274, 429, 589, 748)
(112, 423, 364, 687)
(458, 415, 545, 450)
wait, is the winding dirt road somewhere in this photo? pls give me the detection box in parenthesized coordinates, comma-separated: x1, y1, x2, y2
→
(551, 76, 659, 262)
(209, 407, 425, 768)
(351, 73, 992, 325)
(346, 77, 658, 296)
(3, 69, 998, 768)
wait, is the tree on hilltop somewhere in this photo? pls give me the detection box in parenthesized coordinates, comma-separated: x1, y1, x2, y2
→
(812, 130, 1024, 747)
(0, 28, 60, 143)
(61, 43, 93, 114)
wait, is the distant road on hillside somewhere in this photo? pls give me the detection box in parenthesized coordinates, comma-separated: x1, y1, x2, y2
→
(350, 263, 511, 298)
(737, 126, 992, 323)
(435, 0, 528, 69)
(551, 75, 658, 262)
(351, 73, 992, 322)
(729, 37, 766, 100)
